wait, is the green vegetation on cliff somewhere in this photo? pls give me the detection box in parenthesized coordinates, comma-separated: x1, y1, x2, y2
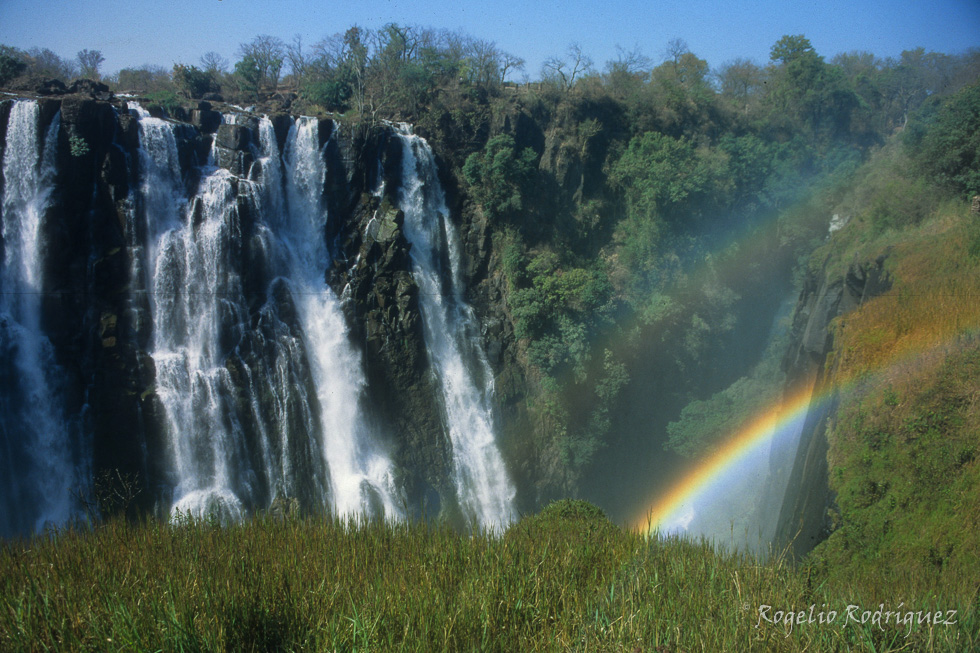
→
(747, 77, 980, 609)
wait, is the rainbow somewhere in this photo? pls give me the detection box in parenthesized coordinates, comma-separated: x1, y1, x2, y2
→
(633, 326, 979, 536)
(634, 385, 822, 535)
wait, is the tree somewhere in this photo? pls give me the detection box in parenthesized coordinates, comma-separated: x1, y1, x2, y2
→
(200, 51, 228, 76)
(463, 134, 538, 220)
(770, 34, 816, 65)
(303, 26, 371, 112)
(238, 35, 285, 92)
(173, 63, 218, 98)
(913, 81, 980, 197)
(285, 35, 308, 87)
(234, 54, 262, 98)
(499, 52, 525, 84)
(0, 46, 26, 86)
(114, 65, 172, 94)
(77, 49, 104, 80)
(25, 47, 77, 80)
(611, 131, 725, 226)
(542, 43, 593, 92)
(765, 34, 859, 140)
(602, 45, 650, 100)
(716, 58, 765, 107)
(648, 43, 717, 135)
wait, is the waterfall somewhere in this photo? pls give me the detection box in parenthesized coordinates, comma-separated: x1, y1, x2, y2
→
(261, 116, 400, 517)
(0, 100, 79, 535)
(394, 126, 516, 529)
(1, 102, 515, 534)
(129, 108, 400, 522)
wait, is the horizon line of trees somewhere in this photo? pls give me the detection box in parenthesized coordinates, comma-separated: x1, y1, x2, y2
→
(2, 27, 978, 126)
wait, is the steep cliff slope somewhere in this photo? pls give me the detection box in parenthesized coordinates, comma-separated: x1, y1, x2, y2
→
(0, 90, 516, 534)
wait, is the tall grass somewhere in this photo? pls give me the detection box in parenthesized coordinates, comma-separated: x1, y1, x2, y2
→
(789, 195, 980, 652)
(1, 500, 975, 651)
(825, 201, 980, 390)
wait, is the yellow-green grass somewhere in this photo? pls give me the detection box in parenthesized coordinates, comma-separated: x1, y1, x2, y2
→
(798, 199, 980, 618)
(1, 500, 975, 652)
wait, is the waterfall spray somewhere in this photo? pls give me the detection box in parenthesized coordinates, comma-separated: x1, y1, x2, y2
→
(0, 101, 79, 535)
(394, 125, 516, 529)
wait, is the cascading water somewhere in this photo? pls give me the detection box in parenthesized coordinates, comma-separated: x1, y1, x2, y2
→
(0, 100, 79, 536)
(128, 106, 400, 522)
(394, 126, 516, 529)
(146, 158, 251, 520)
(259, 116, 400, 517)
(2, 100, 515, 534)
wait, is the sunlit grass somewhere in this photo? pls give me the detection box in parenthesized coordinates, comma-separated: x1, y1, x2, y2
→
(826, 202, 980, 391)
(1, 500, 975, 651)
(790, 197, 980, 648)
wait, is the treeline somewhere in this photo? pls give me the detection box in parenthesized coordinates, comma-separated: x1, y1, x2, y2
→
(0, 25, 525, 119)
(2, 27, 978, 131)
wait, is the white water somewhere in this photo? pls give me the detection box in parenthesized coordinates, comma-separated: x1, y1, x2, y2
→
(0, 100, 77, 535)
(265, 116, 400, 517)
(127, 108, 400, 521)
(395, 126, 516, 529)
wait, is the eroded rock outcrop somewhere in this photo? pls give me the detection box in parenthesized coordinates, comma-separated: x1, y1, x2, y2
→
(773, 255, 891, 556)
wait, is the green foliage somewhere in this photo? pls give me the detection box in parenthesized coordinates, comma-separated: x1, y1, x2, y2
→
(463, 134, 537, 220)
(666, 323, 787, 457)
(912, 82, 980, 197)
(68, 132, 89, 157)
(237, 34, 285, 92)
(510, 250, 612, 380)
(611, 131, 717, 220)
(234, 54, 263, 98)
(647, 46, 717, 135)
(0, 47, 26, 86)
(717, 133, 777, 211)
(145, 88, 182, 114)
(584, 349, 629, 447)
(766, 35, 861, 143)
(172, 63, 219, 98)
(303, 76, 352, 111)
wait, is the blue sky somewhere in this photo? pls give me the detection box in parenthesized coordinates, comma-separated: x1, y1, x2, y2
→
(1, 0, 978, 79)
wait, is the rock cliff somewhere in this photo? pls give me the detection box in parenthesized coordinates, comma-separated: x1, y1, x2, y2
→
(0, 92, 492, 525)
(773, 255, 891, 556)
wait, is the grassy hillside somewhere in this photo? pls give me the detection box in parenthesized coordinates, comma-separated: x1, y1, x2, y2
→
(803, 182, 980, 604)
(1, 500, 976, 652)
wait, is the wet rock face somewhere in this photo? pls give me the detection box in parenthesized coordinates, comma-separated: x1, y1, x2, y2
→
(784, 256, 892, 376)
(212, 123, 254, 176)
(327, 125, 453, 512)
(3, 96, 476, 518)
(774, 255, 892, 557)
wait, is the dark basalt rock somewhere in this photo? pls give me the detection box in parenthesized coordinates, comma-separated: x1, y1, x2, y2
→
(774, 255, 892, 558)
(67, 78, 113, 101)
(216, 123, 252, 150)
(190, 107, 222, 134)
(213, 145, 253, 176)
